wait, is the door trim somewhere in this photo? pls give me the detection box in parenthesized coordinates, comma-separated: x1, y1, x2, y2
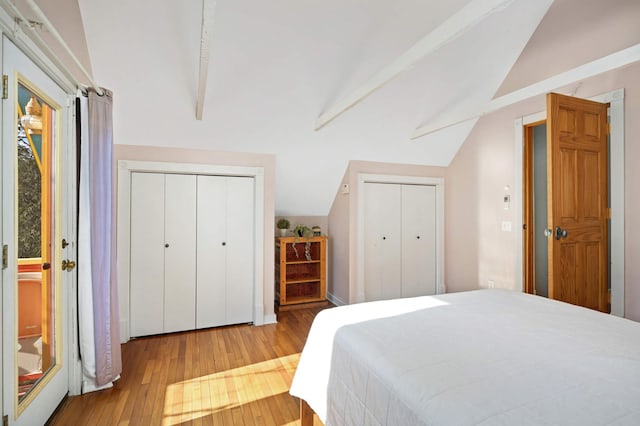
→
(514, 88, 625, 316)
(117, 160, 266, 342)
(356, 173, 445, 304)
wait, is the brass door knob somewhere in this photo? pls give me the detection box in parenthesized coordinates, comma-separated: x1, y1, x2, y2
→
(62, 259, 76, 271)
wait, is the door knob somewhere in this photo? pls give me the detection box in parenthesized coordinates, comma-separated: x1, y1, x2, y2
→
(62, 259, 76, 271)
(543, 228, 553, 237)
(555, 226, 568, 240)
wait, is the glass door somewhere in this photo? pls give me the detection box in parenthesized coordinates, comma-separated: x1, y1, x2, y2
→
(2, 36, 74, 425)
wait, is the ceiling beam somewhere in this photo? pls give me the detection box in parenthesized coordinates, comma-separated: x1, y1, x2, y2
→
(411, 43, 640, 139)
(314, 0, 516, 131)
(196, 0, 216, 120)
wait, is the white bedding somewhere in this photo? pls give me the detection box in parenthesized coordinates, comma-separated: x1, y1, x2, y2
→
(290, 289, 640, 425)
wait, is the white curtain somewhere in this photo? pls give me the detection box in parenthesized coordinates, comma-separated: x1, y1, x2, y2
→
(78, 88, 122, 392)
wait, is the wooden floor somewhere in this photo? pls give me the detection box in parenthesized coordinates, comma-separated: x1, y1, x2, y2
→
(47, 307, 327, 426)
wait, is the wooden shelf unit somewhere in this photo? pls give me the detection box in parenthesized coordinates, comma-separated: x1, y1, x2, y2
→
(275, 236, 327, 310)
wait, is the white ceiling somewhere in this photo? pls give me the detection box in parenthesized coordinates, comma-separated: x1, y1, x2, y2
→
(16, 0, 640, 215)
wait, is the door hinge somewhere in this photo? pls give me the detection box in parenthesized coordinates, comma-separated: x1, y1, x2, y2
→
(2, 75, 8, 99)
(2, 245, 8, 269)
(3, 414, 8, 426)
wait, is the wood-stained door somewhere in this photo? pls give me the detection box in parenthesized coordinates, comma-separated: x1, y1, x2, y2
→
(546, 93, 609, 312)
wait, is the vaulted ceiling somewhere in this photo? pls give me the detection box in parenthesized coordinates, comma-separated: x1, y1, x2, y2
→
(12, 0, 640, 215)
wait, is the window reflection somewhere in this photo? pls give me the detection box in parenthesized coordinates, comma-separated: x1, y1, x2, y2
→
(16, 84, 55, 403)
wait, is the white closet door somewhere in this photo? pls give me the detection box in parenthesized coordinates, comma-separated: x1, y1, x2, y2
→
(164, 174, 197, 333)
(130, 172, 165, 337)
(364, 183, 402, 301)
(225, 177, 254, 324)
(196, 176, 228, 328)
(401, 184, 437, 297)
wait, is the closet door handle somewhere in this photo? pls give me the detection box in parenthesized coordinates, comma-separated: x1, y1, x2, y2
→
(416, 235, 420, 239)
(165, 243, 170, 248)
(382, 236, 386, 240)
(222, 242, 226, 246)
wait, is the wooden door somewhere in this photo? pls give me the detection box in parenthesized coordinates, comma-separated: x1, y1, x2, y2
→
(364, 183, 402, 301)
(401, 184, 437, 297)
(130, 172, 165, 336)
(547, 93, 608, 312)
(163, 174, 197, 333)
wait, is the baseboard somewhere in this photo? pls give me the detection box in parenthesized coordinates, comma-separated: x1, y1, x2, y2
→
(327, 292, 347, 307)
(120, 320, 129, 343)
(263, 313, 277, 324)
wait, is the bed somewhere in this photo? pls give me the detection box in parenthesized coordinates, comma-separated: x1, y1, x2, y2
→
(290, 289, 640, 425)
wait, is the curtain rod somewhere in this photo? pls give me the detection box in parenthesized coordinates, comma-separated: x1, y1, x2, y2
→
(17, 0, 104, 96)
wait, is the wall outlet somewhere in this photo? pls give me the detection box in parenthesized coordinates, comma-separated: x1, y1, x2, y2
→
(501, 221, 512, 232)
(488, 280, 495, 289)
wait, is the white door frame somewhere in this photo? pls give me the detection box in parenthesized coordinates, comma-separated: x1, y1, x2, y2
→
(356, 173, 445, 304)
(513, 88, 625, 316)
(117, 160, 266, 342)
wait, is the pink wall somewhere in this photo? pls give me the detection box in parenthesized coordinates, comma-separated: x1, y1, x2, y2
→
(327, 168, 350, 304)
(446, 63, 640, 321)
(275, 216, 329, 238)
(114, 144, 277, 321)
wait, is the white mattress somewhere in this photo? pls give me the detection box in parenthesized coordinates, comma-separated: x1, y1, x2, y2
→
(290, 289, 640, 425)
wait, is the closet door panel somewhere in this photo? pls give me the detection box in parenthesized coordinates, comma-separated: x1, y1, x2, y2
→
(196, 175, 227, 328)
(164, 174, 197, 333)
(401, 184, 437, 297)
(130, 172, 165, 337)
(364, 183, 402, 301)
(225, 177, 254, 324)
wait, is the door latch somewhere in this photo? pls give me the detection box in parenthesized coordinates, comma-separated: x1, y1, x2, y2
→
(2, 245, 7, 269)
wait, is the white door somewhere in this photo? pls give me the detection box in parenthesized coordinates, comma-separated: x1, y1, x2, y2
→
(196, 176, 254, 328)
(196, 175, 227, 328)
(224, 177, 254, 325)
(130, 172, 165, 337)
(401, 185, 437, 297)
(2, 37, 74, 425)
(163, 174, 197, 333)
(364, 182, 437, 301)
(364, 183, 402, 301)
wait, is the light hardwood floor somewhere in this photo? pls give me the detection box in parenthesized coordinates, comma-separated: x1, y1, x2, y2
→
(47, 307, 327, 425)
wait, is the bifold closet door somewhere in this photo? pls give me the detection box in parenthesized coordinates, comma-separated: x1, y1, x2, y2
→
(130, 173, 197, 337)
(401, 184, 436, 297)
(364, 182, 402, 301)
(163, 174, 197, 333)
(130, 172, 166, 337)
(196, 176, 254, 328)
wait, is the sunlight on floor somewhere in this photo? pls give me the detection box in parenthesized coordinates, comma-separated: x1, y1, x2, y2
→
(162, 353, 300, 425)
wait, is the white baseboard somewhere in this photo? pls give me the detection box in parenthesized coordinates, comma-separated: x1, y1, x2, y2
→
(327, 292, 347, 307)
(120, 320, 129, 343)
(262, 313, 277, 324)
